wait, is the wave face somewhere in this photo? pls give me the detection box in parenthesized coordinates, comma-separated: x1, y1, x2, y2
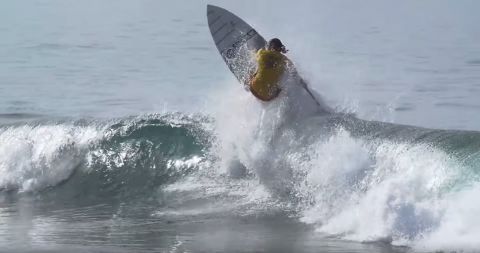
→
(0, 114, 210, 201)
(2, 94, 480, 251)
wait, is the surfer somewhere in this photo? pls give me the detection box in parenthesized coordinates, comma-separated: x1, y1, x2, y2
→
(249, 38, 292, 101)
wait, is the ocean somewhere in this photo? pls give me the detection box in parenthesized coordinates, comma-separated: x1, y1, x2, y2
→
(1, 0, 480, 252)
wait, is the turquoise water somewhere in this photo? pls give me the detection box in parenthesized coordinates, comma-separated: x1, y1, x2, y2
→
(1, 0, 480, 252)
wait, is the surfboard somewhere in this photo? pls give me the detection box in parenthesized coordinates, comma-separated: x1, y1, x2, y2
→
(207, 5, 266, 87)
(207, 5, 324, 107)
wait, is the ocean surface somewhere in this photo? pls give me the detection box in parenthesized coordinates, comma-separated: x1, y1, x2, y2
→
(1, 0, 480, 252)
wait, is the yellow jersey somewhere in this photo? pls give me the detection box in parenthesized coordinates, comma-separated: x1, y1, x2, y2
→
(250, 49, 287, 101)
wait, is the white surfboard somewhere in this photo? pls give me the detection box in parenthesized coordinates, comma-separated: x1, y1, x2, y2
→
(207, 5, 266, 87)
(207, 4, 324, 107)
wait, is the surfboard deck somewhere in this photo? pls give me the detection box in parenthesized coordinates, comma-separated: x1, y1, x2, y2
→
(207, 5, 266, 87)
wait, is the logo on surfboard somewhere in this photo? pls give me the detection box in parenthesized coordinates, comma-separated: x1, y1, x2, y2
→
(222, 29, 258, 59)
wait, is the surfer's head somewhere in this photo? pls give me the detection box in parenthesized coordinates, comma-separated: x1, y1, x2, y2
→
(267, 38, 287, 53)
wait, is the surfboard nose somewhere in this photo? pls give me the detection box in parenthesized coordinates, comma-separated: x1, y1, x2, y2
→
(207, 4, 224, 16)
(207, 4, 218, 10)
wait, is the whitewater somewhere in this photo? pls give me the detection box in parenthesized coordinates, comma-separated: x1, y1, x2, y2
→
(2, 1, 480, 252)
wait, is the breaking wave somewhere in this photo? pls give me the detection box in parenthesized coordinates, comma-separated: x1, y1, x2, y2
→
(1, 91, 480, 251)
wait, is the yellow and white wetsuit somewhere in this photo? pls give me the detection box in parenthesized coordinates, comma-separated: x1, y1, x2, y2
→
(250, 49, 288, 101)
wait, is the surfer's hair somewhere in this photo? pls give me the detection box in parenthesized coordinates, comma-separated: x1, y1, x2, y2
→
(267, 38, 284, 50)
